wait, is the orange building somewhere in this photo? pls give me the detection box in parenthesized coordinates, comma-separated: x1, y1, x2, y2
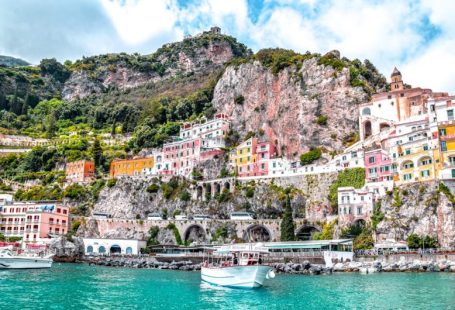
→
(110, 157, 154, 177)
(65, 160, 95, 184)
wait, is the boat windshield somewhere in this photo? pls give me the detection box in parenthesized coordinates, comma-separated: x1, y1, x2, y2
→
(202, 250, 267, 268)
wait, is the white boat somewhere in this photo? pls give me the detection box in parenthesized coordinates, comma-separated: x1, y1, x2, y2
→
(0, 247, 53, 269)
(201, 243, 275, 288)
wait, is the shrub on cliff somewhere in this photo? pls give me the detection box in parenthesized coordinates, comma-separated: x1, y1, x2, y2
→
(234, 95, 244, 105)
(407, 234, 439, 249)
(328, 168, 365, 207)
(180, 190, 191, 201)
(147, 183, 160, 194)
(316, 115, 328, 126)
(300, 148, 322, 166)
(280, 192, 295, 241)
(167, 223, 183, 245)
(106, 178, 117, 188)
(313, 220, 336, 240)
(63, 183, 88, 200)
(255, 48, 316, 75)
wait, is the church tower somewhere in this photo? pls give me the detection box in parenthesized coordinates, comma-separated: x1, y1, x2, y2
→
(391, 67, 404, 91)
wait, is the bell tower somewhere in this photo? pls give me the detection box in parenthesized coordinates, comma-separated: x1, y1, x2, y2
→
(391, 67, 404, 91)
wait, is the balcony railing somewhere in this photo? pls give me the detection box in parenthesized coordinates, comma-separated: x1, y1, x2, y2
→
(440, 134, 455, 141)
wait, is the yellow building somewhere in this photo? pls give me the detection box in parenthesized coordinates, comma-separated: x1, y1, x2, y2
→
(110, 157, 154, 177)
(230, 137, 257, 177)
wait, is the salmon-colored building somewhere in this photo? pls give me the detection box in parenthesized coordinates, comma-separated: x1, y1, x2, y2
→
(0, 201, 69, 244)
(110, 157, 154, 177)
(65, 160, 95, 184)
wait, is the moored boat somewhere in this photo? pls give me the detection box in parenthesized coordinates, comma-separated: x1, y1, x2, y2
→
(0, 247, 53, 269)
(201, 243, 275, 288)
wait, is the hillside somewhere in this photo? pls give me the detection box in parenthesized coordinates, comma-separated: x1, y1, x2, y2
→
(0, 55, 30, 67)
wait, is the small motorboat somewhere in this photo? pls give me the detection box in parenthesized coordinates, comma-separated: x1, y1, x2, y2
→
(0, 246, 53, 269)
(201, 243, 275, 288)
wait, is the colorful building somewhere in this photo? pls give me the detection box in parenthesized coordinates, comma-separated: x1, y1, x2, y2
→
(110, 157, 154, 177)
(65, 160, 95, 184)
(364, 149, 394, 183)
(230, 138, 276, 177)
(0, 201, 69, 244)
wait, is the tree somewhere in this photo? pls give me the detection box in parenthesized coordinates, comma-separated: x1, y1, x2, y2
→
(280, 191, 295, 241)
(45, 112, 56, 139)
(91, 138, 103, 172)
(300, 148, 322, 165)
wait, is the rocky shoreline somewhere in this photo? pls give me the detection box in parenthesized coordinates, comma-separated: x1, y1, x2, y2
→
(81, 256, 455, 274)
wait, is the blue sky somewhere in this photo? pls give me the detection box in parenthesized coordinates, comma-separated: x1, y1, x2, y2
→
(0, 0, 454, 92)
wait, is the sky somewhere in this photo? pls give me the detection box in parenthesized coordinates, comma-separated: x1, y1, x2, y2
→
(0, 0, 454, 93)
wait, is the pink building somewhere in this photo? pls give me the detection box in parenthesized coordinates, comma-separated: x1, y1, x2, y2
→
(235, 140, 277, 177)
(160, 138, 202, 176)
(364, 149, 394, 182)
(0, 201, 69, 244)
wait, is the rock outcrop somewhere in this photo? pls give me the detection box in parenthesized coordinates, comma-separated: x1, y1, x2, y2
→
(375, 182, 455, 248)
(212, 58, 368, 158)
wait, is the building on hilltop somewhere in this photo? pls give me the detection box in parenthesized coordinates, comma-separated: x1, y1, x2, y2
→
(65, 159, 95, 184)
(0, 200, 69, 244)
(358, 68, 448, 141)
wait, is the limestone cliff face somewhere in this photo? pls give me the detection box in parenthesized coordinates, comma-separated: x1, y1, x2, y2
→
(213, 58, 367, 158)
(89, 173, 337, 221)
(375, 182, 455, 248)
(62, 38, 247, 101)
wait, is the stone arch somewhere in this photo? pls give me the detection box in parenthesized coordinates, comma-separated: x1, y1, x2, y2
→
(418, 156, 433, 166)
(363, 121, 372, 139)
(98, 246, 106, 254)
(224, 181, 231, 191)
(110, 244, 122, 255)
(214, 182, 221, 196)
(126, 247, 133, 255)
(196, 185, 203, 199)
(379, 123, 391, 132)
(184, 224, 206, 243)
(86, 245, 93, 253)
(205, 183, 212, 199)
(243, 224, 271, 242)
(362, 107, 371, 115)
(296, 225, 321, 241)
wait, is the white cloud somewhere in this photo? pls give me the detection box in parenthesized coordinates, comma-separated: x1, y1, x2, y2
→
(100, 0, 179, 45)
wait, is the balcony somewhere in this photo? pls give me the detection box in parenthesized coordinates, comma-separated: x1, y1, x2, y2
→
(440, 134, 455, 141)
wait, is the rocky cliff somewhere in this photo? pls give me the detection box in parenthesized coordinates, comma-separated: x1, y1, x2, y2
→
(62, 33, 250, 101)
(374, 182, 455, 248)
(213, 57, 369, 158)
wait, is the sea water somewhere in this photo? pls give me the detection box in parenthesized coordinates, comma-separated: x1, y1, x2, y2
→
(1, 264, 454, 309)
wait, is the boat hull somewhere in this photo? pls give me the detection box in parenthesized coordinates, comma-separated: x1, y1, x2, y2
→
(0, 257, 53, 269)
(201, 265, 272, 288)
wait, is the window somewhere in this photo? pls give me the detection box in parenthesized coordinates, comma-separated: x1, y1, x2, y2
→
(403, 173, 413, 181)
(403, 162, 414, 169)
(405, 149, 411, 155)
(449, 157, 455, 165)
(351, 152, 357, 158)
(368, 156, 375, 164)
(442, 141, 447, 152)
(421, 170, 430, 178)
(452, 169, 455, 178)
(357, 207, 363, 215)
(261, 163, 265, 170)
(430, 105, 435, 112)
(448, 110, 454, 121)
(440, 128, 447, 136)
(423, 145, 429, 151)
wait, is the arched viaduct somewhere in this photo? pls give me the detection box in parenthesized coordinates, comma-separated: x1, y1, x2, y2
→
(93, 218, 323, 243)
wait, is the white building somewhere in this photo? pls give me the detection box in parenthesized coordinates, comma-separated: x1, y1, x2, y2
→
(83, 238, 146, 255)
(337, 187, 375, 227)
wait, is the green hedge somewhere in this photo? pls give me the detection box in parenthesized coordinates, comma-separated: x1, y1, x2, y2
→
(328, 168, 365, 207)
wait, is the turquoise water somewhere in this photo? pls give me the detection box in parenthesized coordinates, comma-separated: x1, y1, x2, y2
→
(1, 264, 455, 309)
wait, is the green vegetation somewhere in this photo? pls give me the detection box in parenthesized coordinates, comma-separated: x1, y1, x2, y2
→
(167, 223, 183, 245)
(212, 226, 230, 242)
(313, 220, 336, 240)
(328, 168, 365, 207)
(14, 185, 62, 201)
(146, 183, 160, 194)
(392, 188, 403, 209)
(254, 48, 316, 75)
(234, 95, 244, 105)
(71, 220, 81, 234)
(438, 182, 455, 205)
(217, 188, 232, 203)
(316, 115, 328, 126)
(371, 201, 385, 229)
(62, 183, 89, 200)
(300, 148, 322, 166)
(280, 191, 296, 241)
(407, 234, 439, 249)
(179, 190, 191, 201)
(106, 178, 117, 188)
